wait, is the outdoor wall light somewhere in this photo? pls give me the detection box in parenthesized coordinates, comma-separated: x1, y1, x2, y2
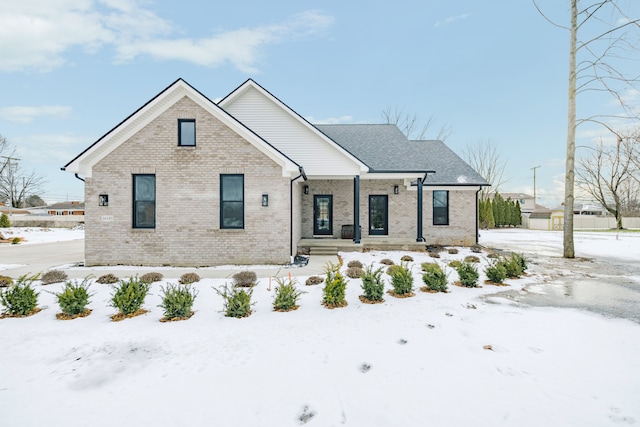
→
(99, 194, 109, 206)
(303, 185, 309, 195)
(393, 185, 399, 195)
(262, 193, 269, 207)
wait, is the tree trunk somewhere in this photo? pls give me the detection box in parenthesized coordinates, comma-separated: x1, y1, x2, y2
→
(563, 0, 578, 258)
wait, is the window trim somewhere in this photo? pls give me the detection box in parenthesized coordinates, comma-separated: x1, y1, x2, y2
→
(220, 174, 244, 229)
(133, 174, 156, 229)
(178, 119, 196, 147)
(433, 190, 449, 226)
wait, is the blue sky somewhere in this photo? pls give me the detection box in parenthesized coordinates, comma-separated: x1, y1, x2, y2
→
(1, 0, 639, 207)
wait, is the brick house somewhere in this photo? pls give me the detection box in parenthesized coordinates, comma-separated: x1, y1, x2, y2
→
(63, 79, 488, 266)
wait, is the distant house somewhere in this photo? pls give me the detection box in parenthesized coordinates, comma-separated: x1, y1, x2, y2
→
(46, 201, 85, 216)
(573, 203, 607, 216)
(490, 192, 548, 214)
(63, 78, 488, 267)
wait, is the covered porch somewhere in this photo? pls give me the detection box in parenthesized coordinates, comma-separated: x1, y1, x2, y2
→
(298, 236, 429, 256)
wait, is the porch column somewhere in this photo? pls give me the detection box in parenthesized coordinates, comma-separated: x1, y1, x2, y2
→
(353, 176, 361, 244)
(416, 177, 425, 242)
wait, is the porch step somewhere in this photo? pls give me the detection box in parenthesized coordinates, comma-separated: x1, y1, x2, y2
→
(309, 246, 339, 256)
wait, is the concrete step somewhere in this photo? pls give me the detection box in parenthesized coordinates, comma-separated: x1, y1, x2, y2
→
(309, 246, 339, 256)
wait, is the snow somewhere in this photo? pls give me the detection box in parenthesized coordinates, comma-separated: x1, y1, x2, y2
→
(0, 226, 84, 244)
(1, 228, 640, 426)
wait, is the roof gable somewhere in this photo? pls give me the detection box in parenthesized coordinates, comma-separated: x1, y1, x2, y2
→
(64, 78, 300, 178)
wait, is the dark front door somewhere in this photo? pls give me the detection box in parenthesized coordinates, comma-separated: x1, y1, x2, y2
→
(313, 195, 333, 236)
(369, 195, 388, 235)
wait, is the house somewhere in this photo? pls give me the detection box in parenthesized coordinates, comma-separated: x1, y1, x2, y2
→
(63, 79, 488, 267)
(46, 201, 85, 216)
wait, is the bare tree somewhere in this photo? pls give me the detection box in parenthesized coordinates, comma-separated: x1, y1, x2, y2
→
(461, 139, 508, 200)
(534, 0, 640, 257)
(576, 136, 638, 228)
(381, 107, 452, 141)
(0, 133, 12, 176)
(0, 135, 47, 208)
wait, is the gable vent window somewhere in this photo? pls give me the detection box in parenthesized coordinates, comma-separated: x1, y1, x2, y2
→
(178, 119, 196, 146)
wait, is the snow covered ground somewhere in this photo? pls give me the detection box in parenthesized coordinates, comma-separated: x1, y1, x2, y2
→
(1, 228, 639, 426)
(0, 226, 84, 244)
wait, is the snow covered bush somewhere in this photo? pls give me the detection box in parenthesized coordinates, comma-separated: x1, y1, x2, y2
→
(272, 277, 304, 312)
(0, 275, 13, 288)
(389, 262, 414, 296)
(305, 276, 324, 286)
(217, 284, 253, 318)
(379, 258, 394, 266)
(401, 255, 414, 262)
(111, 277, 150, 316)
(421, 263, 448, 292)
(140, 272, 163, 283)
(485, 261, 507, 284)
(179, 272, 200, 285)
(347, 260, 363, 269)
(322, 262, 348, 308)
(456, 262, 479, 288)
(96, 273, 119, 284)
(360, 264, 385, 303)
(0, 274, 39, 316)
(40, 269, 68, 285)
(345, 266, 363, 278)
(55, 278, 92, 317)
(159, 284, 197, 320)
(232, 271, 257, 287)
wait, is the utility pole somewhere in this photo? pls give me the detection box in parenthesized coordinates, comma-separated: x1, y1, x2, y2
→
(531, 165, 541, 208)
(1, 155, 21, 216)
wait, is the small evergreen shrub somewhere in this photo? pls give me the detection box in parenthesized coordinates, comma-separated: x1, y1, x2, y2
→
(0, 275, 14, 287)
(487, 253, 500, 259)
(159, 284, 197, 320)
(216, 284, 253, 318)
(11, 237, 20, 245)
(322, 262, 348, 308)
(448, 260, 462, 269)
(345, 266, 363, 278)
(379, 258, 395, 266)
(305, 276, 324, 286)
(179, 272, 200, 285)
(360, 264, 385, 302)
(111, 276, 150, 315)
(501, 256, 523, 278)
(272, 277, 304, 312)
(347, 260, 363, 269)
(421, 263, 448, 292)
(0, 274, 39, 316)
(401, 255, 414, 262)
(485, 261, 507, 284)
(511, 253, 528, 273)
(55, 278, 92, 316)
(464, 255, 480, 263)
(389, 262, 414, 296)
(456, 262, 479, 288)
(40, 269, 68, 285)
(96, 273, 119, 284)
(232, 270, 257, 287)
(0, 213, 10, 227)
(140, 272, 163, 283)
(447, 248, 459, 254)
(386, 265, 401, 276)
(421, 262, 437, 271)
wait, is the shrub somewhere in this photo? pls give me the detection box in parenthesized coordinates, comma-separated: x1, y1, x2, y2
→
(179, 272, 200, 285)
(511, 253, 528, 273)
(379, 258, 395, 266)
(232, 270, 257, 287)
(140, 272, 164, 283)
(159, 284, 197, 320)
(345, 266, 363, 278)
(464, 255, 480, 263)
(0, 213, 10, 228)
(456, 262, 479, 288)
(400, 255, 414, 262)
(0, 275, 14, 288)
(322, 262, 348, 308)
(111, 276, 150, 315)
(485, 262, 507, 284)
(360, 264, 385, 302)
(0, 274, 39, 316)
(40, 269, 68, 285)
(386, 265, 401, 276)
(55, 278, 92, 316)
(11, 237, 20, 245)
(347, 260, 363, 269)
(448, 260, 462, 269)
(421, 263, 448, 292)
(216, 284, 253, 318)
(429, 251, 441, 258)
(96, 273, 119, 284)
(447, 248, 459, 254)
(421, 262, 437, 271)
(501, 256, 523, 278)
(487, 252, 500, 259)
(470, 245, 482, 253)
(305, 276, 324, 286)
(389, 262, 414, 296)
(272, 277, 304, 312)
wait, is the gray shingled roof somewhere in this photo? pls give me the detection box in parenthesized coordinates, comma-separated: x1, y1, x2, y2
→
(315, 124, 489, 186)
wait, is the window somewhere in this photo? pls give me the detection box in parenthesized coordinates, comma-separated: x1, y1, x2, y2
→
(178, 119, 196, 146)
(133, 174, 155, 228)
(433, 190, 449, 225)
(220, 174, 244, 229)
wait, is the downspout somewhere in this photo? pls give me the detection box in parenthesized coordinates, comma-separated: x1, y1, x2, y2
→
(353, 176, 360, 244)
(74, 173, 85, 182)
(416, 171, 436, 243)
(475, 187, 481, 244)
(290, 166, 307, 263)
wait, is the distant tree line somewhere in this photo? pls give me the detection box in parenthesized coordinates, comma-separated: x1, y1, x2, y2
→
(479, 193, 522, 229)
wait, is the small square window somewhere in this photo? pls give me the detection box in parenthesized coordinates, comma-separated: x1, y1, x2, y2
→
(178, 119, 196, 146)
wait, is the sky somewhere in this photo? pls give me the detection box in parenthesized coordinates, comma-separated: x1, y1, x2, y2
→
(1, 0, 639, 207)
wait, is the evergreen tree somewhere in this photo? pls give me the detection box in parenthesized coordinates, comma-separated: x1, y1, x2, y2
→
(493, 193, 503, 227)
(514, 200, 522, 226)
(486, 199, 495, 228)
(504, 198, 512, 227)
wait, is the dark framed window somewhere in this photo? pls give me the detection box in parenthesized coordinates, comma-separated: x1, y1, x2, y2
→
(433, 190, 449, 226)
(178, 119, 196, 146)
(220, 174, 244, 229)
(133, 174, 155, 228)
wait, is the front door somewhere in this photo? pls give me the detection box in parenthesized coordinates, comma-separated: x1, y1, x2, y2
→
(369, 195, 388, 235)
(313, 195, 333, 236)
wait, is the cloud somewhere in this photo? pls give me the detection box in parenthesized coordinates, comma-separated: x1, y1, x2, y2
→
(0, 2, 334, 73)
(306, 115, 353, 125)
(434, 14, 470, 28)
(13, 133, 89, 163)
(0, 105, 72, 123)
